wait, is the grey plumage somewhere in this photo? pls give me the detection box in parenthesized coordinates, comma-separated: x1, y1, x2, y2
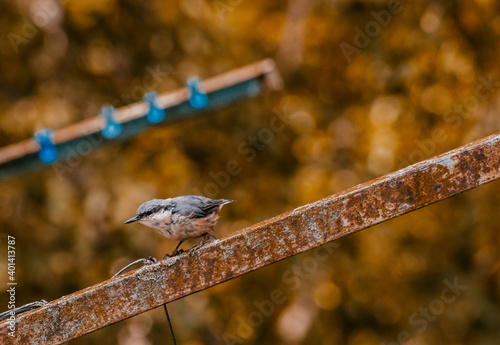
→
(125, 195, 233, 255)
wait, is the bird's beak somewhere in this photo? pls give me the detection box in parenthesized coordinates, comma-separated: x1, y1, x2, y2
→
(124, 215, 141, 224)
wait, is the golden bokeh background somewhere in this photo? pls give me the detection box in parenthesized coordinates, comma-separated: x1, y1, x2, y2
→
(1, 0, 500, 344)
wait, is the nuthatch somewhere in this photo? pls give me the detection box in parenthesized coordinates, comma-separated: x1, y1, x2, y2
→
(125, 195, 233, 256)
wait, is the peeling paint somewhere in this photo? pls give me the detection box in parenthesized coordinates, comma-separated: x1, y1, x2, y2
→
(398, 204, 410, 212)
(437, 156, 456, 174)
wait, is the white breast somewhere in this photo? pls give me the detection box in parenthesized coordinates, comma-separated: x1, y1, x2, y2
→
(139, 209, 180, 240)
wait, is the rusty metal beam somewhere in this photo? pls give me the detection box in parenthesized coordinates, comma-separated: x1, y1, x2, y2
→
(2, 132, 500, 344)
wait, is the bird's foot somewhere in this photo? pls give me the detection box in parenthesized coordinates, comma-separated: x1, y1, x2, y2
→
(188, 233, 217, 255)
(163, 249, 185, 260)
(206, 233, 217, 241)
(187, 245, 200, 255)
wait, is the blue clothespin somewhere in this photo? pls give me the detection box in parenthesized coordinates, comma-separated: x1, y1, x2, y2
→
(99, 105, 121, 139)
(144, 91, 165, 124)
(33, 128, 58, 163)
(186, 76, 208, 109)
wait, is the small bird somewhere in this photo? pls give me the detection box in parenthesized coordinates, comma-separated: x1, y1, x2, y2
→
(125, 195, 233, 256)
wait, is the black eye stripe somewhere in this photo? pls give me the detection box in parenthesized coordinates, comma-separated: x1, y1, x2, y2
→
(140, 206, 165, 218)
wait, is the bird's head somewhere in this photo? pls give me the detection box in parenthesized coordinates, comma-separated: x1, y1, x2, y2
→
(124, 199, 170, 225)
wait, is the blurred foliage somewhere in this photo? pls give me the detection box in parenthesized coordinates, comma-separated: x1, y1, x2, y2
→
(1, 0, 500, 344)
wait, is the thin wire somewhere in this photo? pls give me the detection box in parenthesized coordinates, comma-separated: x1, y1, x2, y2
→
(112, 257, 177, 344)
(112, 257, 158, 278)
(112, 258, 150, 278)
(0, 300, 47, 321)
(163, 303, 177, 345)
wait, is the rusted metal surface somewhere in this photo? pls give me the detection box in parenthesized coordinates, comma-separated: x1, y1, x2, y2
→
(0, 59, 282, 179)
(1, 132, 500, 344)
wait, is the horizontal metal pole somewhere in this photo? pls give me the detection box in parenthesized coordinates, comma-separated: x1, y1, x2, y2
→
(0, 59, 282, 179)
(1, 132, 500, 344)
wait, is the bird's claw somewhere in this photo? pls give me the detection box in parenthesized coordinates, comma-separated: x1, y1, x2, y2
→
(163, 249, 185, 260)
(206, 233, 217, 241)
(188, 245, 200, 255)
(187, 234, 217, 255)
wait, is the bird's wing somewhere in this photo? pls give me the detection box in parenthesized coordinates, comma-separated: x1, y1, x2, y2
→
(174, 196, 226, 219)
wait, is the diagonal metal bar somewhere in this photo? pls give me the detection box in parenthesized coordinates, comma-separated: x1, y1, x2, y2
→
(0, 59, 282, 180)
(2, 132, 500, 344)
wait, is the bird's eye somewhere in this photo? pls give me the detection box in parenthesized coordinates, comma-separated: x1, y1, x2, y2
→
(141, 210, 151, 217)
